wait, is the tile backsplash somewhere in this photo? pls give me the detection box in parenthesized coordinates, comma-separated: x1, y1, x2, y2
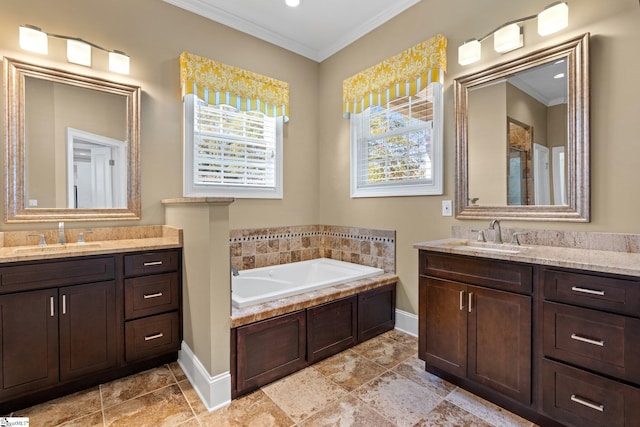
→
(230, 225, 395, 273)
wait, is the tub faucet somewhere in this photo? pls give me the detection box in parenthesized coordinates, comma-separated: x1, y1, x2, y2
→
(58, 221, 66, 245)
(231, 266, 239, 277)
(488, 219, 502, 244)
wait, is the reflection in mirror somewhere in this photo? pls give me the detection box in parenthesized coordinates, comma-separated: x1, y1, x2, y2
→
(4, 57, 140, 222)
(455, 34, 589, 221)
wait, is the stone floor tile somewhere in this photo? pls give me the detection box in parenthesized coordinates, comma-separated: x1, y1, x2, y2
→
(313, 349, 387, 391)
(297, 395, 395, 427)
(415, 400, 493, 426)
(352, 335, 416, 368)
(353, 370, 442, 426)
(262, 367, 349, 423)
(198, 389, 293, 427)
(58, 411, 105, 427)
(100, 365, 176, 408)
(14, 386, 101, 426)
(446, 388, 533, 427)
(169, 361, 188, 382)
(178, 379, 209, 416)
(382, 329, 419, 352)
(392, 356, 456, 398)
(104, 384, 194, 427)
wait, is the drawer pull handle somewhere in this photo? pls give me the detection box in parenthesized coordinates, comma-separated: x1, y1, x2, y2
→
(62, 295, 67, 315)
(468, 292, 473, 313)
(144, 332, 164, 341)
(143, 261, 163, 267)
(571, 394, 604, 412)
(143, 292, 163, 299)
(50, 296, 55, 317)
(571, 333, 605, 347)
(459, 290, 465, 311)
(571, 286, 605, 296)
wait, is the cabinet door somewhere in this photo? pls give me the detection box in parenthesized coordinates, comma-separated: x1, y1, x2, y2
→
(59, 281, 117, 380)
(0, 289, 58, 398)
(467, 285, 531, 404)
(421, 277, 467, 378)
(307, 296, 357, 363)
(236, 311, 306, 395)
(358, 284, 396, 342)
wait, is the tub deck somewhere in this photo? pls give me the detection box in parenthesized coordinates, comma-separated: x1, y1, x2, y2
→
(231, 272, 398, 327)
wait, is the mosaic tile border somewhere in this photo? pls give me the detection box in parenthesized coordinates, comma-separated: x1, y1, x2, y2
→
(230, 225, 395, 273)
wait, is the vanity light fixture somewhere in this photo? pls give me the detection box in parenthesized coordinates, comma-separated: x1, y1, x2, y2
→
(285, 0, 301, 7)
(18, 25, 130, 75)
(457, 2, 568, 66)
(18, 25, 48, 55)
(493, 23, 523, 53)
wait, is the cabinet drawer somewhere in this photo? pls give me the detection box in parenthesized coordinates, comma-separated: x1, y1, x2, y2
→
(542, 359, 640, 427)
(125, 272, 180, 320)
(420, 251, 532, 294)
(544, 268, 640, 316)
(124, 250, 179, 277)
(0, 256, 115, 294)
(125, 312, 180, 362)
(543, 302, 640, 384)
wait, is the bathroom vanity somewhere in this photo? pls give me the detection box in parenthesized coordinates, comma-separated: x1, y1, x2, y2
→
(0, 228, 182, 413)
(416, 238, 640, 427)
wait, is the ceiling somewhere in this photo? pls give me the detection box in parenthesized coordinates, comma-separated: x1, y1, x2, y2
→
(163, 0, 421, 62)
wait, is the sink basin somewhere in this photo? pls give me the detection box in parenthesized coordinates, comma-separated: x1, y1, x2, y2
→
(12, 242, 103, 255)
(442, 240, 527, 255)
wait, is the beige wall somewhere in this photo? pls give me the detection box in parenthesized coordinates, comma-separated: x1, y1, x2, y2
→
(318, 0, 640, 314)
(2, 0, 640, 321)
(0, 0, 320, 231)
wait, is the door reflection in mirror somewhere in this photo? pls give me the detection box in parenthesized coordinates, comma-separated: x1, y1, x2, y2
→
(66, 128, 127, 209)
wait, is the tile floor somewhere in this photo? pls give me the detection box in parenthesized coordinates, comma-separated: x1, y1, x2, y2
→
(10, 330, 537, 426)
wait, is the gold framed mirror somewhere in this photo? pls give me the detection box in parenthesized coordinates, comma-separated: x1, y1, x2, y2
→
(3, 57, 141, 223)
(454, 33, 589, 222)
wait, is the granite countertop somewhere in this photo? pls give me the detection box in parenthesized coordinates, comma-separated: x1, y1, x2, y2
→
(0, 225, 182, 263)
(414, 238, 640, 278)
(231, 272, 399, 328)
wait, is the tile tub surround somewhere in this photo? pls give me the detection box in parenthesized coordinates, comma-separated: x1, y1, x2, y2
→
(10, 331, 535, 427)
(0, 225, 182, 262)
(230, 225, 395, 273)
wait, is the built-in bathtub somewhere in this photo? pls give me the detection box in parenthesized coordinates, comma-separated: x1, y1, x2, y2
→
(231, 258, 385, 308)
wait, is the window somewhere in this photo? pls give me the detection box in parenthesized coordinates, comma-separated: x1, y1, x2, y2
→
(350, 82, 443, 197)
(183, 94, 283, 198)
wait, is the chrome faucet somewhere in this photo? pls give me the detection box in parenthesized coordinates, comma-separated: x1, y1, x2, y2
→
(231, 266, 239, 277)
(488, 219, 502, 244)
(58, 221, 66, 245)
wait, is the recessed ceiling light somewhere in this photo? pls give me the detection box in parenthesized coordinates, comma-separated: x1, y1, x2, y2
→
(285, 0, 300, 7)
(554, 73, 565, 79)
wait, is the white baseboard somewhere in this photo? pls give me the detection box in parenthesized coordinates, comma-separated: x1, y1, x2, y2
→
(395, 309, 418, 337)
(178, 341, 231, 412)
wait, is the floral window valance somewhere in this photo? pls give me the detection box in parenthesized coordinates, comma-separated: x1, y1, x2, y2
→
(180, 52, 289, 121)
(342, 34, 447, 118)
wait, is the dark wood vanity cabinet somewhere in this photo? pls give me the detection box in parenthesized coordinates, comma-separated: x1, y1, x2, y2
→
(123, 251, 182, 362)
(541, 267, 640, 427)
(0, 248, 182, 413)
(419, 252, 533, 405)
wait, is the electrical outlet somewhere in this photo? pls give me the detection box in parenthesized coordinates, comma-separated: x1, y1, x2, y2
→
(442, 200, 452, 216)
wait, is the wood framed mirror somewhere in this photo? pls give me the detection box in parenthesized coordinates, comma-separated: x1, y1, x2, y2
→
(454, 33, 589, 222)
(3, 57, 141, 223)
